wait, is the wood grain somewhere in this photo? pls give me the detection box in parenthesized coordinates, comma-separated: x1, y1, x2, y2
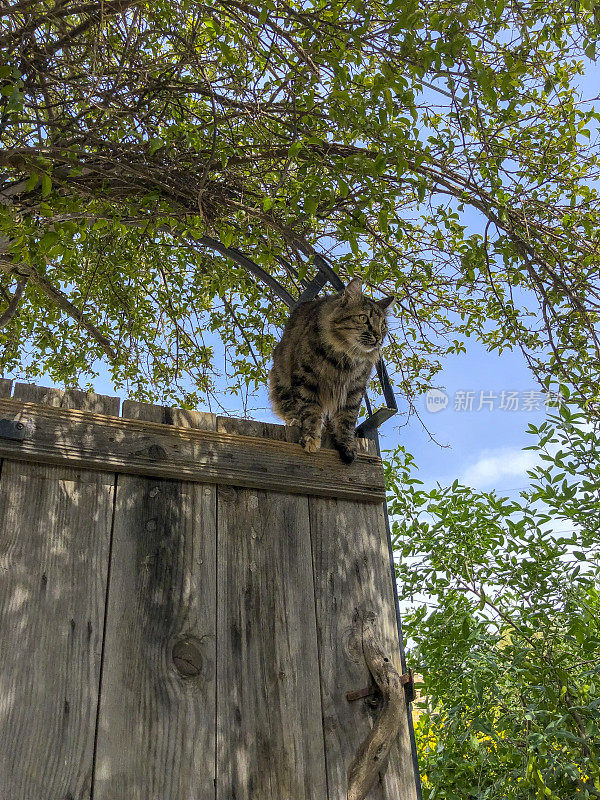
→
(0, 397, 385, 503)
(0, 387, 115, 800)
(92, 402, 218, 800)
(216, 415, 296, 442)
(0, 385, 417, 799)
(123, 399, 216, 430)
(13, 382, 120, 415)
(216, 417, 328, 800)
(309, 498, 418, 800)
(0, 378, 12, 398)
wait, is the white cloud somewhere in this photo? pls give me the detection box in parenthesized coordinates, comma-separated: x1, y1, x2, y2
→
(460, 447, 540, 490)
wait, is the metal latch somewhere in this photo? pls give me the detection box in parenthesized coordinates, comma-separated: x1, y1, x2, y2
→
(347, 667, 416, 703)
(0, 419, 26, 441)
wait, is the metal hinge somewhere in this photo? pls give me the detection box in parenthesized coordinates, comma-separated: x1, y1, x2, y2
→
(0, 419, 26, 441)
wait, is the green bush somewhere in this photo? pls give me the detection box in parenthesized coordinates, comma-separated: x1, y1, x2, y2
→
(387, 401, 600, 799)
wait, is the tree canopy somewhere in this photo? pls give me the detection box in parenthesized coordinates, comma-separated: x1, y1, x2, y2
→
(1, 1, 599, 409)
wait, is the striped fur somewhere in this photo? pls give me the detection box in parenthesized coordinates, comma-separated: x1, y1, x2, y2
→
(269, 279, 394, 463)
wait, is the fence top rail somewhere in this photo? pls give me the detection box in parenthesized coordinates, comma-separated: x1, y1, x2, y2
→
(0, 383, 385, 504)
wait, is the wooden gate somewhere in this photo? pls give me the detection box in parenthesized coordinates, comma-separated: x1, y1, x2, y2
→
(0, 381, 420, 800)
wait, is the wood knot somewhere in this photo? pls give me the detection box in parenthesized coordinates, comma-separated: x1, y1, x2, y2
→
(147, 443, 168, 461)
(172, 636, 203, 678)
(131, 443, 168, 461)
(219, 485, 236, 502)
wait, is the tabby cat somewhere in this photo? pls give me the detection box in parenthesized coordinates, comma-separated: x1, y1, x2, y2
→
(269, 278, 395, 463)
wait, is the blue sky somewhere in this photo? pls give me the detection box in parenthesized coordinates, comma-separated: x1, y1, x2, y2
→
(380, 341, 546, 494)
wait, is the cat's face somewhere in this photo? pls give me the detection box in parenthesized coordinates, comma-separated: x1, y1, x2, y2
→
(325, 279, 394, 356)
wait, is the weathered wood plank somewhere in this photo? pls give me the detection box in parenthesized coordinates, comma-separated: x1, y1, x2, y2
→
(216, 417, 328, 800)
(309, 498, 418, 800)
(92, 403, 217, 800)
(0, 378, 12, 398)
(0, 390, 115, 800)
(217, 414, 295, 442)
(13, 382, 120, 415)
(217, 415, 373, 454)
(123, 399, 216, 430)
(0, 398, 385, 503)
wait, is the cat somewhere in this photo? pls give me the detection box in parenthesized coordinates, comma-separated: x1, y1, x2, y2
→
(269, 278, 395, 463)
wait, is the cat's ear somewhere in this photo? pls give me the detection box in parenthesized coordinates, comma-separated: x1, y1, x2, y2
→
(341, 278, 363, 303)
(377, 295, 396, 312)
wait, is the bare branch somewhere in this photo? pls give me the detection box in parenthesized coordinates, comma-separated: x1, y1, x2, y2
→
(0, 277, 26, 328)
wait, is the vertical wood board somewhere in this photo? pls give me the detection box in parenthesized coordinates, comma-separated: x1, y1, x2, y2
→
(309, 497, 418, 800)
(92, 402, 218, 800)
(216, 417, 328, 800)
(0, 386, 115, 800)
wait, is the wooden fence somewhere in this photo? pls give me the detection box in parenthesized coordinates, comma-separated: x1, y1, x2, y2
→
(0, 381, 420, 800)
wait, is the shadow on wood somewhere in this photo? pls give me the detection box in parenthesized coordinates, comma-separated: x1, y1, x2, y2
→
(0, 383, 420, 800)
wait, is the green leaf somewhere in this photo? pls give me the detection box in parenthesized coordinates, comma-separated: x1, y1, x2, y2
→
(338, 178, 350, 198)
(287, 141, 302, 158)
(374, 153, 387, 174)
(38, 230, 59, 251)
(461, 616, 470, 639)
(304, 196, 317, 215)
(41, 174, 52, 198)
(25, 171, 39, 192)
(0, 0, 598, 433)
(585, 40, 597, 60)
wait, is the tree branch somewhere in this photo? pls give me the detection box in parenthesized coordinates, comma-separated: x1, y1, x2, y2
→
(0, 258, 117, 360)
(0, 277, 26, 328)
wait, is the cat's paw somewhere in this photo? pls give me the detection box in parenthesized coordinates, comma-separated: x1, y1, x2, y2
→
(301, 435, 321, 453)
(336, 443, 356, 464)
